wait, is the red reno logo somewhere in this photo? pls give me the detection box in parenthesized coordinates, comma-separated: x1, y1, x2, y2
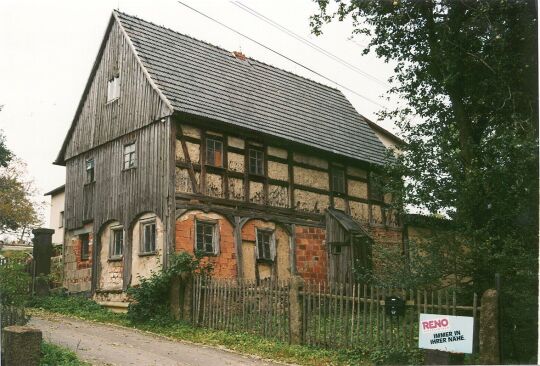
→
(422, 317, 450, 333)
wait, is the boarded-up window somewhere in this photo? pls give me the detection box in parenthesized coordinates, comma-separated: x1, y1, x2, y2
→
(110, 227, 123, 258)
(107, 76, 120, 102)
(86, 158, 95, 183)
(141, 221, 156, 254)
(248, 148, 264, 175)
(123, 143, 136, 170)
(256, 229, 275, 261)
(195, 221, 219, 255)
(331, 167, 345, 193)
(80, 233, 90, 260)
(206, 138, 223, 167)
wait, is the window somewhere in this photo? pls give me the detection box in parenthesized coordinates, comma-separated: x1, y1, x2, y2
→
(369, 173, 384, 201)
(110, 227, 123, 258)
(140, 221, 156, 254)
(331, 244, 342, 255)
(59, 211, 64, 228)
(80, 233, 90, 260)
(107, 75, 120, 102)
(248, 148, 264, 175)
(86, 158, 95, 183)
(123, 143, 136, 170)
(256, 229, 275, 261)
(195, 221, 218, 255)
(206, 137, 223, 167)
(331, 167, 346, 194)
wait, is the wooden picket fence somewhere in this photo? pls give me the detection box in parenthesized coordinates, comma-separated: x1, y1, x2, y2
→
(301, 281, 479, 349)
(0, 305, 28, 329)
(191, 276, 480, 350)
(192, 276, 290, 342)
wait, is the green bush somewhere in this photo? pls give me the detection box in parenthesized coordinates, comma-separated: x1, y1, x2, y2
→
(0, 262, 31, 306)
(40, 342, 90, 366)
(127, 251, 212, 323)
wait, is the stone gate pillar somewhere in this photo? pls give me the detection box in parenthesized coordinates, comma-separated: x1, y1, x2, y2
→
(32, 228, 54, 296)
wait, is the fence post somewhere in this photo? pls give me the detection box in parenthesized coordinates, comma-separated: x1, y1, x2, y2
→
(3, 326, 42, 366)
(32, 228, 54, 296)
(169, 272, 193, 321)
(289, 275, 304, 345)
(479, 289, 500, 364)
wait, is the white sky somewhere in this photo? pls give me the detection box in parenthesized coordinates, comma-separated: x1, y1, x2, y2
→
(0, 0, 399, 226)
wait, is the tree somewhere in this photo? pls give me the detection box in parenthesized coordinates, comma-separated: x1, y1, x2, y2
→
(311, 1, 538, 362)
(0, 105, 13, 167)
(0, 158, 42, 242)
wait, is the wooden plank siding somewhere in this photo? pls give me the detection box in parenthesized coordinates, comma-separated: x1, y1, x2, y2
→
(64, 120, 172, 232)
(64, 20, 170, 161)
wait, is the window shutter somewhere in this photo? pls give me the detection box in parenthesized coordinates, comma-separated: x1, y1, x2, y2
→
(270, 234, 276, 261)
(213, 223, 220, 255)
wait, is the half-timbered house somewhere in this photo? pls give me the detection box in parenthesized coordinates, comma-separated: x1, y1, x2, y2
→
(55, 11, 404, 307)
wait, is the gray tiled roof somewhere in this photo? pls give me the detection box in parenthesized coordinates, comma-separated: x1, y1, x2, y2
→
(116, 11, 389, 166)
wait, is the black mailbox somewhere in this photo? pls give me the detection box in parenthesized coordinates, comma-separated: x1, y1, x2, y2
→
(385, 296, 405, 317)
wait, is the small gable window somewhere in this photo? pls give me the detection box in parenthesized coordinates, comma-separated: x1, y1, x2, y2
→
(140, 220, 156, 254)
(80, 233, 90, 260)
(123, 143, 136, 170)
(110, 227, 123, 259)
(206, 137, 223, 167)
(256, 228, 275, 261)
(195, 220, 219, 255)
(248, 148, 264, 175)
(107, 75, 120, 102)
(86, 158, 95, 183)
(331, 167, 346, 194)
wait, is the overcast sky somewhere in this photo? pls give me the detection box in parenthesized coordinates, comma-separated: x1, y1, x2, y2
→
(0, 0, 399, 226)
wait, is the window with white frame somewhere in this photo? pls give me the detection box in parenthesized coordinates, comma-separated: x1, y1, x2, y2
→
(140, 220, 156, 254)
(123, 143, 136, 170)
(107, 75, 120, 102)
(195, 220, 219, 255)
(110, 227, 123, 258)
(248, 148, 264, 175)
(86, 158, 95, 183)
(256, 228, 275, 261)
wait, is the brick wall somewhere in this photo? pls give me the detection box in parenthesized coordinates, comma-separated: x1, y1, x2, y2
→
(295, 226, 327, 282)
(175, 211, 236, 278)
(63, 227, 93, 293)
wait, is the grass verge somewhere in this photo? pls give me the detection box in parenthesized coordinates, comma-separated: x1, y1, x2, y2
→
(40, 342, 90, 366)
(29, 295, 422, 365)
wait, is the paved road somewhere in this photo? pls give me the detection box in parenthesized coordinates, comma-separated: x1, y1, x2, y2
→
(30, 316, 286, 366)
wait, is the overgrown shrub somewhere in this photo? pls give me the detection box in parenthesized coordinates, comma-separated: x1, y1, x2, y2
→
(0, 262, 31, 306)
(127, 251, 212, 323)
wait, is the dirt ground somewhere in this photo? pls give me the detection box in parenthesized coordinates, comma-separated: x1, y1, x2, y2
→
(30, 315, 288, 366)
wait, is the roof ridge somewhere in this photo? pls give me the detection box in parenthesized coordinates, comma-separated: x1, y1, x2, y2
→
(113, 10, 343, 94)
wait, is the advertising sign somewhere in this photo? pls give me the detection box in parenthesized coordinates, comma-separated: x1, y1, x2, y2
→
(418, 314, 474, 354)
